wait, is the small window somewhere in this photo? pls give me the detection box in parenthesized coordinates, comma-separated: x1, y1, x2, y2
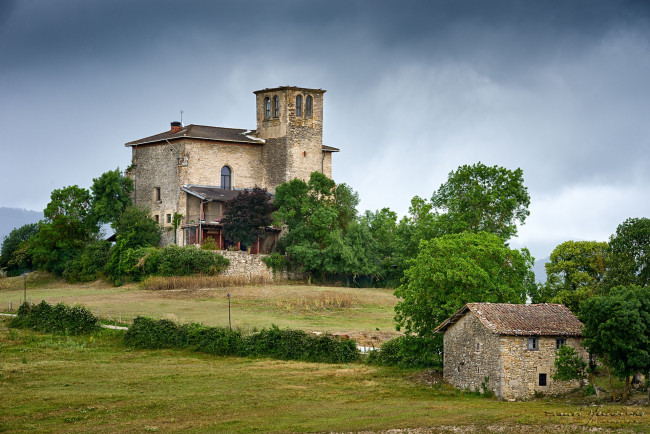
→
(476, 342, 480, 352)
(296, 95, 302, 117)
(154, 187, 161, 202)
(556, 338, 566, 350)
(220, 166, 231, 190)
(273, 95, 279, 118)
(527, 337, 539, 351)
(154, 215, 160, 223)
(305, 95, 313, 118)
(166, 214, 172, 224)
(539, 373, 547, 387)
(264, 97, 271, 119)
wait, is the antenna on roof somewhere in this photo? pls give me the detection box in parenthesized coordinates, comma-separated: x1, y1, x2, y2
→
(180, 110, 184, 126)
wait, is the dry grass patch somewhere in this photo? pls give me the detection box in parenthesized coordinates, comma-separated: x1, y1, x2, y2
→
(141, 274, 275, 290)
(277, 291, 357, 311)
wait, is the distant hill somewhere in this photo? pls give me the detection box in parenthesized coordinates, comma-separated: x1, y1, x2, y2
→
(0, 207, 43, 244)
(532, 256, 549, 284)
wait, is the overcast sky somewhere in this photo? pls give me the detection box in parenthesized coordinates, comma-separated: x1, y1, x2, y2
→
(1, 0, 649, 261)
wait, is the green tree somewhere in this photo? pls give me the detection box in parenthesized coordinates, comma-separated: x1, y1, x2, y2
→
(0, 223, 38, 276)
(29, 186, 94, 275)
(88, 168, 133, 228)
(607, 217, 650, 288)
(553, 345, 587, 383)
(394, 231, 534, 352)
(113, 206, 161, 250)
(105, 206, 161, 284)
(580, 286, 650, 401)
(273, 172, 370, 283)
(531, 240, 609, 313)
(431, 162, 530, 240)
(222, 187, 274, 248)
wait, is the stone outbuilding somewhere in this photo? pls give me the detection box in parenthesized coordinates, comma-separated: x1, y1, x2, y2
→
(435, 303, 586, 400)
(124, 86, 339, 247)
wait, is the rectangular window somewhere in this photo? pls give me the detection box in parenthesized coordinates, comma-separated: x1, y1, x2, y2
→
(166, 214, 172, 224)
(154, 187, 161, 202)
(539, 373, 547, 387)
(556, 338, 566, 350)
(527, 337, 539, 351)
(154, 215, 159, 223)
(476, 342, 480, 352)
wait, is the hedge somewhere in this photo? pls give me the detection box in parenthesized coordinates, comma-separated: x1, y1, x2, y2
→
(9, 301, 100, 335)
(124, 317, 358, 363)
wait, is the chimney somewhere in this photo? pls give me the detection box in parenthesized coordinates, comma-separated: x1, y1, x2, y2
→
(170, 121, 182, 133)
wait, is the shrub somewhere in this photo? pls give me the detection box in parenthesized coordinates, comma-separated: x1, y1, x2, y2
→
(106, 245, 230, 284)
(262, 252, 289, 274)
(366, 335, 440, 368)
(9, 301, 99, 335)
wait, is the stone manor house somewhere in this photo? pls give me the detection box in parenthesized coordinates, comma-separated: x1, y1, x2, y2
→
(435, 303, 586, 400)
(125, 86, 339, 249)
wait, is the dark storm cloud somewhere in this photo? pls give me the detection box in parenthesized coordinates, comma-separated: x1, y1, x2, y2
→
(1, 0, 649, 261)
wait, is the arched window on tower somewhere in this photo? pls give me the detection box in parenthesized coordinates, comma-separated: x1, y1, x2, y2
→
(273, 95, 279, 118)
(220, 166, 231, 190)
(296, 95, 302, 117)
(306, 95, 313, 118)
(264, 97, 271, 119)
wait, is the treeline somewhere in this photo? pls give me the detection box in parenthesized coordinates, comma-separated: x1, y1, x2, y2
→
(0, 169, 228, 284)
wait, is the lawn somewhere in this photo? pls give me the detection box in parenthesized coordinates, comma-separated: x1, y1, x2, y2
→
(0, 273, 400, 343)
(1, 322, 648, 433)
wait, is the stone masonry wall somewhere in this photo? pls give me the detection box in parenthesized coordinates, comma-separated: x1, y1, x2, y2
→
(184, 140, 266, 190)
(215, 251, 301, 282)
(498, 335, 586, 400)
(129, 142, 184, 245)
(444, 312, 502, 395)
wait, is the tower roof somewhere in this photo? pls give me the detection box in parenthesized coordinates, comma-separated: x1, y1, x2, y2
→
(253, 86, 326, 94)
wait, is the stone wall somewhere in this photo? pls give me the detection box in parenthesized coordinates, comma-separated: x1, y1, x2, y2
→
(184, 140, 266, 190)
(498, 335, 585, 400)
(215, 251, 301, 282)
(443, 312, 502, 395)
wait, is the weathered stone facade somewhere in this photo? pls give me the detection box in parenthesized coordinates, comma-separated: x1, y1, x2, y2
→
(125, 86, 338, 247)
(438, 303, 587, 400)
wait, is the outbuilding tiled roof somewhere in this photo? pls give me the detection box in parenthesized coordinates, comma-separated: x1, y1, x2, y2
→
(182, 185, 247, 202)
(434, 303, 583, 337)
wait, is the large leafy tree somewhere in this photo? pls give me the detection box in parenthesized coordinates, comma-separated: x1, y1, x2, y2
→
(113, 206, 161, 250)
(0, 223, 38, 276)
(580, 285, 650, 401)
(273, 172, 374, 282)
(221, 187, 274, 248)
(29, 186, 95, 275)
(607, 217, 650, 289)
(88, 168, 133, 228)
(530, 240, 609, 313)
(394, 231, 534, 343)
(431, 162, 530, 240)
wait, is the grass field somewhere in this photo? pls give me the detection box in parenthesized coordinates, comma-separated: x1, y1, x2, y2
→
(0, 274, 399, 343)
(1, 322, 649, 433)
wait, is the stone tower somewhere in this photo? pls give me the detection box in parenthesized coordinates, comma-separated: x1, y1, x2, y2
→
(254, 86, 326, 189)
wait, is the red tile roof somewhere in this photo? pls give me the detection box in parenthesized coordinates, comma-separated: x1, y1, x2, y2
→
(434, 303, 583, 337)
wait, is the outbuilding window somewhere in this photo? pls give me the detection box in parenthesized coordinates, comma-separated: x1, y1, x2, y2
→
(220, 166, 231, 190)
(296, 95, 302, 117)
(527, 337, 539, 351)
(556, 338, 566, 350)
(539, 373, 547, 387)
(305, 95, 313, 118)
